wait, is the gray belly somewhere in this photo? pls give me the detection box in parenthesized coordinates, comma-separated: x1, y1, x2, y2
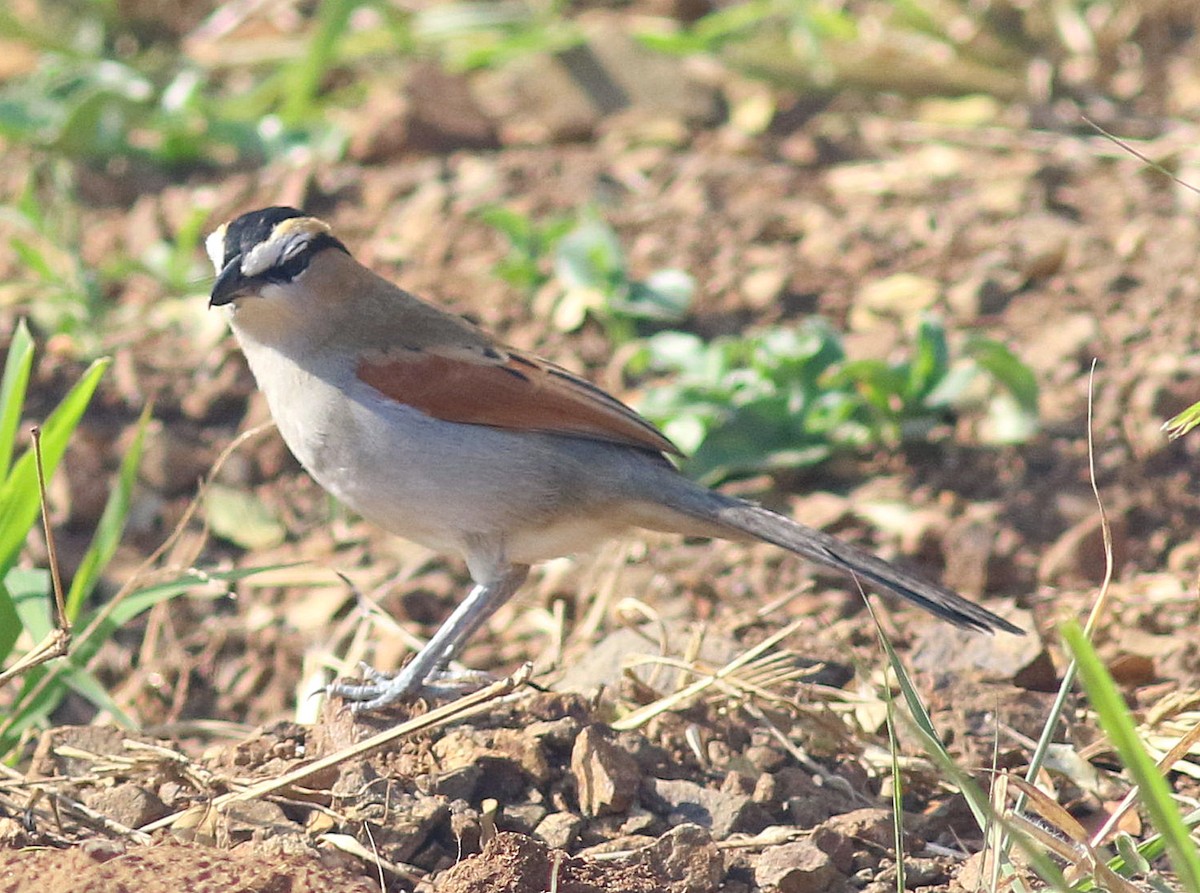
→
(264, 368, 652, 563)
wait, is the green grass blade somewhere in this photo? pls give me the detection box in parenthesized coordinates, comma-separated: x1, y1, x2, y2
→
(1164, 400, 1200, 440)
(65, 405, 150, 620)
(875, 618, 1070, 888)
(0, 357, 110, 577)
(8, 567, 51, 639)
(281, 0, 357, 124)
(0, 662, 136, 745)
(62, 664, 136, 727)
(879, 661, 905, 893)
(0, 577, 23, 666)
(74, 565, 291, 665)
(1062, 620, 1200, 889)
(894, 704, 1070, 890)
(0, 319, 34, 480)
(0, 565, 291, 754)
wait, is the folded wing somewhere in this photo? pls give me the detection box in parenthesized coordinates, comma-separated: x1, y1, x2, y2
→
(356, 344, 680, 456)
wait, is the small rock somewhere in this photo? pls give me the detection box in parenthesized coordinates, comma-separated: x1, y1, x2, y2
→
(811, 808, 902, 875)
(435, 831, 663, 893)
(139, 424, 217, 497)
(221, 799, 291, 844)
(433, 765, 482, 801)
(83, 783, 169, 830)
(620, 807, 661, 837)
(849, 272, 941, 331)
(1039, 511, 1129, 588)
(940, 511, 1022, 595)
(347, 65, 499, 162)
(470, 13, 720, 145)
(376, 794, 449, 865)
(945, 269, 1019, 320)
(752, 839, 843, 893)
(631, 824, 723, 893)
(910, 607, 1046, 689)
(434, 727, 551, 799)
(1107, 652, 1156, 687)
(577, 807, 666, 850)
(741, 267, 788, 309)
(526, 715, 584, 750)
(643, 777, 772, 839)
(1013, 215, 1075, 282)
(407, 62, 498, 154)
(743, 742, 788, 774)
(501, 802, 549, 835)
(573, 725, 642, 817)
(534, 811, 584, 850)
(720, 771, 755, 796)
(899, 855, 948, 886)
(753, 768, 847, 828)
(1020, 311, 1099, 377)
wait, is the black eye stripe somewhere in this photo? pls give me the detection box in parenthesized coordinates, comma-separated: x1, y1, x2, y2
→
(263, 250, 313, 283)
(254, 233, 349, 284)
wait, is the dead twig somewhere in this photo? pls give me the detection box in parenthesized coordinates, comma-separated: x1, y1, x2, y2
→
(0, 427, 72, 688)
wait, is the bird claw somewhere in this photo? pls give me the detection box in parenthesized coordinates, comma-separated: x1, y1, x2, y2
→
(329, 663, 498, 712)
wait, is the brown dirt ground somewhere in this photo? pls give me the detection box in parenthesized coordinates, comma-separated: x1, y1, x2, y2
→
(3, 8, 1200, 893)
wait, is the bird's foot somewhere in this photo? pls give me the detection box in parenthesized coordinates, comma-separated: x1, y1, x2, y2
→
(329, 662, 497, 712)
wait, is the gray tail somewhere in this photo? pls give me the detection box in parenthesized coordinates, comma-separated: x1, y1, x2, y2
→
(688, 494, 1022, 635)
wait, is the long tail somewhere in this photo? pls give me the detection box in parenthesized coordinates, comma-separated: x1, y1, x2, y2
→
(672, 491, 1023, 635)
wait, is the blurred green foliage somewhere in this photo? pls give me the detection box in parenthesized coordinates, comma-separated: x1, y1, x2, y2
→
(0, 0, 1142, 171)
(635, 316, 1038, 485)
(412, 1, 582, 71)
(0, 0, 575, 169)
(1, 175, 105, 343)
(1164, 400, 1200, 441)
(482, 205, 694, 344)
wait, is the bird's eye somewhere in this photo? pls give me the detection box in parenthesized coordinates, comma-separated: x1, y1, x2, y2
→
(262, 250, 313, 284)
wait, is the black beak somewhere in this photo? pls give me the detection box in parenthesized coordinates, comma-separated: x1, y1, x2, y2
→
(209, 257, 247, 307)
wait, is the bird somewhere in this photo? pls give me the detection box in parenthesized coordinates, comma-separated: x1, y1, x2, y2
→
(206, 206, 1022, 710)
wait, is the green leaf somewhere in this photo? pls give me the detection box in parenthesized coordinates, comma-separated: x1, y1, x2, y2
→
(205, 484, 287, 551)
(754, 322, 844, 391)
(65, 405, 150, 620)
(9, 236, 56, 281)
(478, 205, 533, 243)
(0, 357, 109, 578)
(835, 358, 906, 415)
(0, 319, 34, 480)
(554, 216, 625, 292)
(685, 396, 830, 484)
(906, 315, 949, 401)
(0, 576, 27, 665)
(983, 391, 1039, 444)
(62, 663, 136, 727)
(622, 269, 694, 321)
(1063, 620, 1200, 891)
(965, 337, 1039, 412)
(8, 566, 51, 640)
(1114, 832, 1151, 874)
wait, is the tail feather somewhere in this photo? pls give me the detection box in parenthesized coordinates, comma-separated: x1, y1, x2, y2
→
(702, 498, 1023, 635)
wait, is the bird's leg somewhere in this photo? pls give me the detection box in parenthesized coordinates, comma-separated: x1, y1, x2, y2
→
(331, 564, 530, 711)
